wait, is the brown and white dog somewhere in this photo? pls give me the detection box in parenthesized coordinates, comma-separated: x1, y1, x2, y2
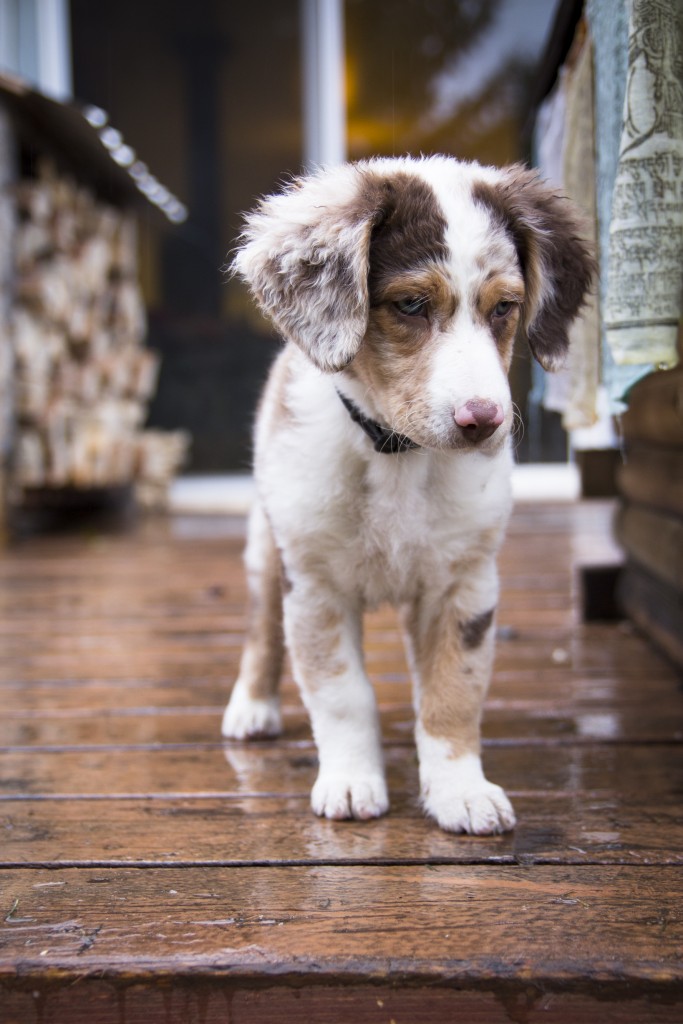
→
(222, 156, 594, 834)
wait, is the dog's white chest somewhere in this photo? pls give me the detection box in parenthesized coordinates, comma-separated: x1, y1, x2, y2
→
(333, 448, 512, 607)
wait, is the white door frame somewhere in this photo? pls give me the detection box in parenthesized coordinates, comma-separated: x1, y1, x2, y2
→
(0, 0, 72, 99)
(300, 0, 346, 169)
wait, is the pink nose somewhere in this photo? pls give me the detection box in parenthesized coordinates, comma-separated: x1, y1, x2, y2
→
(454, 399, 504, 442)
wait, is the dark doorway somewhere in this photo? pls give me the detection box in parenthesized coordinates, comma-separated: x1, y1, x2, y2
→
(71, 0, 303, 471)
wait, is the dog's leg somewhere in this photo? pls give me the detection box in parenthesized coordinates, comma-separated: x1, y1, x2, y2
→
(222, 500, 285, 739)
(404, 560, 515, 835)
(284, 584, 388, 821)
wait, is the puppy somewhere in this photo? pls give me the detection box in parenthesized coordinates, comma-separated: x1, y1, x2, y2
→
(222, 156, 593, 834)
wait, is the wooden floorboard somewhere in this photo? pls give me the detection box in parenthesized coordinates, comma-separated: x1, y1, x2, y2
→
(1, 501, 682, 1022)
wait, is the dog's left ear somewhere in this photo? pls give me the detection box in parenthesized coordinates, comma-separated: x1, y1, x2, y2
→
(474, 166, 596, 371)
(232, 167, 385, 372)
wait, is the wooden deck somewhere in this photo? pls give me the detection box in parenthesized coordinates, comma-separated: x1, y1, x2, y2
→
(1, 500, 682, 1022)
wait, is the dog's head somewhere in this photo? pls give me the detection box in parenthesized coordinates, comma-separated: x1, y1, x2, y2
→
(233, 156, 595, 451)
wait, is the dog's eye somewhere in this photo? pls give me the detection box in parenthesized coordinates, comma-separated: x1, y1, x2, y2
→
(492, 300, 514, 318)
(395, 296, 428, 318)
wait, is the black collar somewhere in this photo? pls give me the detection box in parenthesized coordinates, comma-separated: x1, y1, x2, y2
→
(337, 391, 419, 454)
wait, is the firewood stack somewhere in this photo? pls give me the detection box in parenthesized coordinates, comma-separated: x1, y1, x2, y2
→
(10, 161, 188, 509)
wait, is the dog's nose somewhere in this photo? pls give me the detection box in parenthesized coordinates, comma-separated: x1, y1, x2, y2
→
(454, 399, 504, 442)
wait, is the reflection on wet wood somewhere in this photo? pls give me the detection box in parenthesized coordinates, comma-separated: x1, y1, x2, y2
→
(2, 792, 682, 867)
(2, 742, 682, 803)
(1, 501, 682, 1020)
(3, 697, 682, 747)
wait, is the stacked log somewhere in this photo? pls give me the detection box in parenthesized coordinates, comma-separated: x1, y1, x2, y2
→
(10, 162, 188, 508)
(616, 364, 683, 668)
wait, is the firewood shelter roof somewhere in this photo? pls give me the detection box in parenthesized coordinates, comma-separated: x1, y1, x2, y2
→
(0, 70, 187, 223)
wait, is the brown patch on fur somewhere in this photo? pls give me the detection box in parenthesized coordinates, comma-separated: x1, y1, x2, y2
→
(285, 597, 349, 684)
(377, 267, 459, 327)
(351, 310, 436, 444)
(477, 274, 525, 316)
(366, 172, 448, 304)
(349, 266, 455, 446)
(360, 267, 455, 373)
(406, 589, 497, 754)
(476, 274, 525, 369)
(460, 607, 495, 649)
(472, 167, 596, 371)
(238, 519, 285, 702)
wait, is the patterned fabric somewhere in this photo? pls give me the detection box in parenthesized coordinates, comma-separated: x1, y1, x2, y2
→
(533, 29, 601, 429)
(603, 0, 683, 373)
(587, 0, 645, 404)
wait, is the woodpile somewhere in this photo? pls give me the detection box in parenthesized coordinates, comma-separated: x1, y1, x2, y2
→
(616, 364, 683, 668)
(10, 162, 188, 508)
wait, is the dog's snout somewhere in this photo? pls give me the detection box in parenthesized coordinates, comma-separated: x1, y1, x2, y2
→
(454, 399, 504, 442)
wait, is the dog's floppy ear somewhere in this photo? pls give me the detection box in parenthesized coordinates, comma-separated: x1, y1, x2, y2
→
(473, 165, 596, 371)
(232, 167, 385, 373)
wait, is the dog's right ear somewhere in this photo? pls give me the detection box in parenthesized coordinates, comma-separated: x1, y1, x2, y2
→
(473, 166, 596, 372)
(232, 167, 385, 373)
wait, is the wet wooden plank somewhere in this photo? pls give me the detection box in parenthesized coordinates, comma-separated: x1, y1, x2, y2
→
(0, 595, 574, 634)
(0, 582, 577, 627)
(1, 743, 681, 803)
(1, 865, 682, 986)
(2, 700, 682, 747)
(0, 604, 577, 644)
(0, 612, 672, 677)
(1, 792, 681, 867)
(1, 655, 676, 709)
(0, 624, 670, 685)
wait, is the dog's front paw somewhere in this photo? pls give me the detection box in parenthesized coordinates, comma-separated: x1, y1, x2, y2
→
(221, 682, 282, 740)
(423, 778, 515, 835)
(420, 753, 515, 835)
(311, 772, 389, 821)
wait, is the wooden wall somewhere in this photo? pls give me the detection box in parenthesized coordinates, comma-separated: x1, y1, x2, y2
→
(616, 350, 683, 668)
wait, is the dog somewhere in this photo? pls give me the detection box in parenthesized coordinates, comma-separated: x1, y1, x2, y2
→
(222, 156, 594, 834)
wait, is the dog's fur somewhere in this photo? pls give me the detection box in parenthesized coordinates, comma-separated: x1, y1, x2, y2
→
(222, 156, 594, 834)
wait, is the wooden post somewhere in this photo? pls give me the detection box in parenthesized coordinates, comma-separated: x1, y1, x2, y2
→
(0, 101, 16, 540)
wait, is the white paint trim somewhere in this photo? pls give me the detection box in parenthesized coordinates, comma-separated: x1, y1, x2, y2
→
(0, 1, 20, 77)
(300, 0, 346, 169)
(35, 0, 72, 100)
(0, 0, 72, 99)
(510, 463, 581, 502)
(168, 465, 582, 516)
(169, 474, 256, 515)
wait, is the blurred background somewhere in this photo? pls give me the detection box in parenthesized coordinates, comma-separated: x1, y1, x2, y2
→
(1, 0, 568, 479)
